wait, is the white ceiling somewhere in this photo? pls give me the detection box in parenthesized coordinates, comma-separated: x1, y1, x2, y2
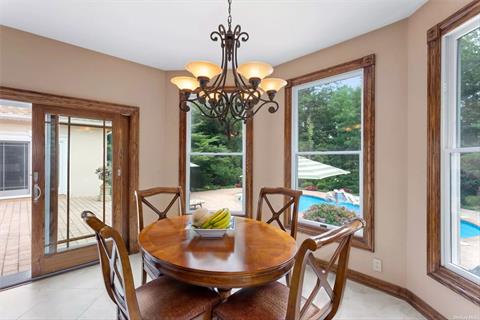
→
(0, 0, 426, 70)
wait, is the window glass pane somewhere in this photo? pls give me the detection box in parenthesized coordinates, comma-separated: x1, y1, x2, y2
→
(297, 75, 362, 152)
(189, 155, 243, 212)
(457, 27, 480, 148)
(451, 152, 480, 276)
(3, 143, 28, 190)
(296, 154, 361, 227)
(190, 104, 243, 153)
(52, 117, 113, 252)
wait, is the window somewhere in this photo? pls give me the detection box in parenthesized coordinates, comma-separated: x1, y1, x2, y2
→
(0, 141, 29, 196)
(427, 2, 480, 305)
(441, 16, 480, 284)
(285, 55, 375, 251)
(179, 95, 253, 216)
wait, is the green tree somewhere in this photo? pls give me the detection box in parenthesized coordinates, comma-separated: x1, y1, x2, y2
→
(189, 107, 243, 191)
(297, 77, 362, 194)
(459, 28, 480, 210)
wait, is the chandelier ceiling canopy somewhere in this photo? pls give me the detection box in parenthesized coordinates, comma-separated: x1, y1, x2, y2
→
(171, 0, 286, 123)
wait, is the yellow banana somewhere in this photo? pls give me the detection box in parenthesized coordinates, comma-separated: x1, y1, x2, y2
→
(212, 212, 231, 228)
(210, 209, 229, 224)
(212, 217, 230, 229)
(200, 208, 225, 228)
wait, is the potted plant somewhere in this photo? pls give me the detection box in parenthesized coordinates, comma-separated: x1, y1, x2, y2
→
(95, 165, 112, 201)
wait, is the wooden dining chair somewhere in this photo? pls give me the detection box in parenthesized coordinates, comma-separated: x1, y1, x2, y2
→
(256, 187, 303, 239)
(135, 186, 184, 284)
(82, 211, 220, 320)
(213, 218, 365, 320)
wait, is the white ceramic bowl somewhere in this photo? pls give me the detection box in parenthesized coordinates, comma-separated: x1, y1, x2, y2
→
(189, 217, 235, 238)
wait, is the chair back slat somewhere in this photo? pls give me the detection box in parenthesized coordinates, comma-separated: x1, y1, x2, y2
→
(82, 211, 141, 320)
(286, 218, 365, 320)
(256, 187, 302, 238)
(135, 186, 185, 231)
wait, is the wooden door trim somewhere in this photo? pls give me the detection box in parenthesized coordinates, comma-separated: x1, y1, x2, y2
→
(0, 86, 140, 275)
(0, 86, 138, 116)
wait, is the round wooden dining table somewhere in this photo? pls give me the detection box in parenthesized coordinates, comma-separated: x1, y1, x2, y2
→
(139, 215, 297, 297)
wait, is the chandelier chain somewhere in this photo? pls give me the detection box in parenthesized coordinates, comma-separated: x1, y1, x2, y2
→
(227, 0, 232, 29)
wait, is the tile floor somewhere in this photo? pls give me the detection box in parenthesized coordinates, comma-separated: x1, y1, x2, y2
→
(0, 254, 425, 320)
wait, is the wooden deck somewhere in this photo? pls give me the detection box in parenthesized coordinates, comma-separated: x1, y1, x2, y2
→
(0, 198, 31, 277)
(0, 196, 111, 277)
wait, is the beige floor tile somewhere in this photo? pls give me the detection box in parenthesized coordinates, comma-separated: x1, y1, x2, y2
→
(0, 253, 426, 320)
(17, 289, 103, 320)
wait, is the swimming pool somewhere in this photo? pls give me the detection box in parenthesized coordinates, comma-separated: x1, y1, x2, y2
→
(299, 195, 360, 214)
(461, 220, 480, 238)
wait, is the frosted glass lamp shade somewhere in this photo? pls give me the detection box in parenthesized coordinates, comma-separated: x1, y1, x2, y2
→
(259, 78, 287, 92)
(171, 76, 199, 91)
(237, 61, 273, 80)
(186, 61, 222, 80)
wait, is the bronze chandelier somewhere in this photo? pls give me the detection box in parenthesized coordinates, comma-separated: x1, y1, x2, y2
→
(171, 0, 286, 123)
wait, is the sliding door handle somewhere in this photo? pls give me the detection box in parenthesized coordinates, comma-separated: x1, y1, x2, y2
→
(33, 184, 42, 202)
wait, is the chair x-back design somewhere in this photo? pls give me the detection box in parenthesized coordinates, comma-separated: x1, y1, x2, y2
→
(134, 186, 185, 232)
(82, 210, 143, 319)
(134, 186, 184, 284)
(82, 210, 221, 320)
(287, 218, 366, 319)
(256, 187, 303, 239)
(213, 218, 365, 320)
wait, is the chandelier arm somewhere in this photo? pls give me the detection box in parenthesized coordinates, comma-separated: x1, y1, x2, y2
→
(218, 91, 231, 120)
(251, 99, 280, 116)
(230, 35, 249, 90)
(210, 26, 227, 89)
(229, 92, 252, 121)
(187, 99, 220, 119)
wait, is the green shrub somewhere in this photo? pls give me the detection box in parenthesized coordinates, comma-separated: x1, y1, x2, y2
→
(303, 204, 357, 226)
(464, 195, 480, 211)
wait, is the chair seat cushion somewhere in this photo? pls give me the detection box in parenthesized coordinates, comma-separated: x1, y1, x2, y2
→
(214, 281, 320, 320)
(136, 276, 221, 320)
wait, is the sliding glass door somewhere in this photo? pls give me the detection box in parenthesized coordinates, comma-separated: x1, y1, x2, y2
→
(31, 105, 129, 276)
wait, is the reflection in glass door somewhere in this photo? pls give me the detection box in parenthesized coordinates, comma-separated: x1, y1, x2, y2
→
(44, 115, 113, 253)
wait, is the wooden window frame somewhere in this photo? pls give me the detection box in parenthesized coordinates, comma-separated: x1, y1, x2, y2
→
(284, 55, 375, 251)
(178, 91, 254, 217)
(427, 0, 480, 305)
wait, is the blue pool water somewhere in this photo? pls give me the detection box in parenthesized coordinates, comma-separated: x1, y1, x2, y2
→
(461, 220, 480, 238)
(299, 195, 360, 214)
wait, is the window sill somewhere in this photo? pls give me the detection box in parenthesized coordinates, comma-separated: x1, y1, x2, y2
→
(428, 266, 480, 305)
(296, 222, 373, 251)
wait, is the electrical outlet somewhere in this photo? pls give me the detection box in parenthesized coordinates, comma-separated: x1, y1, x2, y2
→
(373, 258, 382, 272)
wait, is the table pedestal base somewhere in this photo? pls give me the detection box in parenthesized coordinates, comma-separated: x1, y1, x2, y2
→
(217, 288, 232, 301)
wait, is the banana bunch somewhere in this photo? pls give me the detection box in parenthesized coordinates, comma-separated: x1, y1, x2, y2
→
(193, 208, 231, 229)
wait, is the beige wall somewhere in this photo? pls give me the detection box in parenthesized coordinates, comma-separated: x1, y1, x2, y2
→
(2, 1, 479, 316)
(58, 125, 104, 197)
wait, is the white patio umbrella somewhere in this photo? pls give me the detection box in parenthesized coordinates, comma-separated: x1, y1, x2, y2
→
(297, 156, 349, 180)
(190, 162, 199, 167)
